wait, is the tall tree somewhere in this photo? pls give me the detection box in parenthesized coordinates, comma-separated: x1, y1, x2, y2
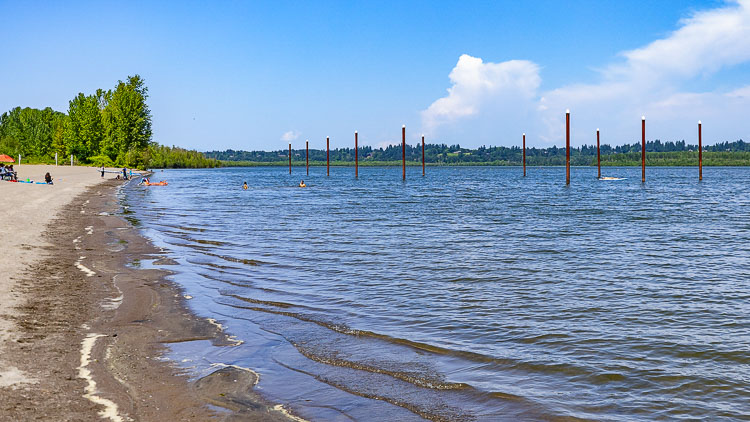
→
(102, 75, 152, 166)
(64, 93, 105, 159)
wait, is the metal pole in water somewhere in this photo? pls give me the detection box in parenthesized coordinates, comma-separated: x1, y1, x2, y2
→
(698, 121, 703, 181)
(642, 116, 646, 183)
(355, 131, 358, 179)
(523, 133, 526, 177)
(402, 125, 406, 181)
(327, 136, 330, 176)
(289, 143, 292, 174)
(597, 129, 601, 179)
(422, 134, 425, 177)
(566, 110, 570, 185)
(306, 140, 309, 176)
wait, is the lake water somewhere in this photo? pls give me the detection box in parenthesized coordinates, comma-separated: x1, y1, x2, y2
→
(123, 166, 750, 421)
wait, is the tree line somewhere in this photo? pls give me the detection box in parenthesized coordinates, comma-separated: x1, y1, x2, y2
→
(206, 139, 750, 166)
(0, 75, 218, 169)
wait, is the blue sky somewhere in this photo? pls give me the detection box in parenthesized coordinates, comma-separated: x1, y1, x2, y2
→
(1, 0, 747, 150)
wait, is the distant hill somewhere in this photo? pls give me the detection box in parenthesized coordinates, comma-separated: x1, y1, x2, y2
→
(206, 140, 750, 166)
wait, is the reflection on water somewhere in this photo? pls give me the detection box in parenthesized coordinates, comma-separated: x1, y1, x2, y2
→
(126, 166, 750, 421)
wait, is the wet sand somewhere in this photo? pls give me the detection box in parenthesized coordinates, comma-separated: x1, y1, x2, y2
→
(0, 165, 298, 421)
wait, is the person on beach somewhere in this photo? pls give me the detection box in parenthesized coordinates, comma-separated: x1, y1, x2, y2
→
(44, 172, 53, 185)
(242, 181, 248, 190)
(122, 167, 128, 180)
(5, 165, 17, 181)
(101, 166, 105, 178)
(299, 180, 306, 188)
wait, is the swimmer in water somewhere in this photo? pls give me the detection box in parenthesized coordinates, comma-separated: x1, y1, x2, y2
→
(242, 181, 248, 190)
(299, 180, 306, 188)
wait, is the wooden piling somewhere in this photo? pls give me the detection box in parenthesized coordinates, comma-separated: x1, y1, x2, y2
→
(355, 131, 358, 178)
(306, 140, 309, 176)
(326, 136, 330, 176)
(698, 121, 703, 181)
(566, 110, 570, 185)
(402, 125, 406, 181)
(422, 134, 425, 176)
(596, 128, 602, 179)
(523, 133, 526, 177)
(288, 143, 292, 174)
(641, 116, 646, 183)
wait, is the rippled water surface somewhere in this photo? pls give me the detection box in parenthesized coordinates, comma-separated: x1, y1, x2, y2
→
(125, 166, 750, 421)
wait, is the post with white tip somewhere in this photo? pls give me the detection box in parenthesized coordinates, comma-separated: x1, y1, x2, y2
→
(422, 134, 425, 177)
(355, 131, 359, 179)
(70, 154, 73, 166)
(642, 116, 646, 183)
(55, 152, 58, 166)
(523, 133, 526, 177)
(566, 110, 570, 185)
(698, 121, 702, 181)
(402, 125, 406, 181)
(596, 128, 602, 179)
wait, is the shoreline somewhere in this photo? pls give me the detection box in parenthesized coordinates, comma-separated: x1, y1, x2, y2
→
(0, 174, 300, 420)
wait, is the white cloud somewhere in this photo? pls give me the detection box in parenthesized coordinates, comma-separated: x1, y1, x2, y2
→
(421, 54, 541, 144)
(423, 1, 750, 146)
(280, 130, 301, 142)
(611, 0, 750, 83)
(539, 0, 750, 144)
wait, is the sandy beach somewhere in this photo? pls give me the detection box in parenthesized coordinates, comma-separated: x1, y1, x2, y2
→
(0, 165, 298, 421)
(0, 164, 105, 387)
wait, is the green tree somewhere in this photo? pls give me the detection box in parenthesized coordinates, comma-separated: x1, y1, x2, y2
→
(102, 75, 152, 166)
(64, 93, 105, 160)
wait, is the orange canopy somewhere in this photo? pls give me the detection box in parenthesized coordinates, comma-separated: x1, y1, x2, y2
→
(0, 154, 14, 163)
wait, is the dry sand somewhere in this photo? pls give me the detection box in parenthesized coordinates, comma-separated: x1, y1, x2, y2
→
(0, 164, 107, 386)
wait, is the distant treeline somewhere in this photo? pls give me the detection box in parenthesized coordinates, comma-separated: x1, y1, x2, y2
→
(206, 139, 750, 166)
(0, 75, 218, 169)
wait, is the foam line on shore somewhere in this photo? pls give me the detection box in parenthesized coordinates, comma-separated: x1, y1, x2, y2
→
(79, 333, 123, 422)
(208, 363, 260, 385)
(101, 275, 123, 311)
(205, 318, 244, 346)
(75, 256, 96, 277)
(271, 404, 310, 422)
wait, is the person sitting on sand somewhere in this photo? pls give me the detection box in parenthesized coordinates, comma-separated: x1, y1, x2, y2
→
(5, 165, 17, 181)
(299, 180, 306, 188)
(242, 181, 248, 190)
(44, 172, 53, 185)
